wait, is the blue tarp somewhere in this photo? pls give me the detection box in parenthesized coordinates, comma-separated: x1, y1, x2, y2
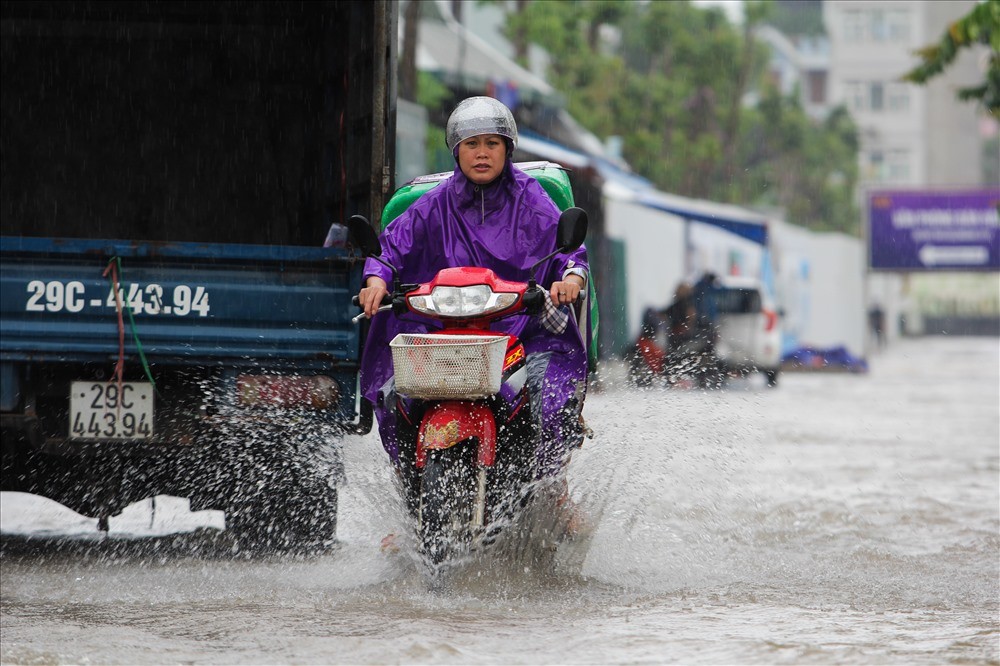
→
(635, 193, 769, 246)
(781, 346, 869, 373)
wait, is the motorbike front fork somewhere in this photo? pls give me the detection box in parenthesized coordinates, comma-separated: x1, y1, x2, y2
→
(393, 391, 537, 524)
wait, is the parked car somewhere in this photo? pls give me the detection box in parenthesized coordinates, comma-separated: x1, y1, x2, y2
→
(711, 276, 782, 386)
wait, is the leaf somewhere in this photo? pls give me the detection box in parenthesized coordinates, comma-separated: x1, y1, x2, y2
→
(904, 0, 1000, 113)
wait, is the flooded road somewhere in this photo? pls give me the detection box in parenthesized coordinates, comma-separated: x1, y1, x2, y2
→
(2, 336, 998, 664)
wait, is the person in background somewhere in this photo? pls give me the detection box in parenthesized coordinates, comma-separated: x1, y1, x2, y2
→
(869, 303, 886, 349)
(691, 271, 721, 328)
(665, 282, 698, 351)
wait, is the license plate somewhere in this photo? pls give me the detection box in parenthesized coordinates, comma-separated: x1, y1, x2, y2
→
(69, 381, 154, 440)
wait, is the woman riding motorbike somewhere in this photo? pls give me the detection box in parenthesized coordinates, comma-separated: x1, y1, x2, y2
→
(356, 96, 590, 480)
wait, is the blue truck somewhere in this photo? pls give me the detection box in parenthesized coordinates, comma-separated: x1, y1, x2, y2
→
(0, 1, 396, 550)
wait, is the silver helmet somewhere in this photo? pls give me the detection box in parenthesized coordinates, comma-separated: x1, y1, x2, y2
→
(445, 96, 518, 153)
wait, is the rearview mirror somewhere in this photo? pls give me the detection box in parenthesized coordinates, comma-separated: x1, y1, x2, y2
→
(526, 207, 590, 292)
(346, 215, 381, 257)
(556, 207, 588, 252)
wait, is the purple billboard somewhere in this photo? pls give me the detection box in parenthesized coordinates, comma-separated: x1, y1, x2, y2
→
(869, 190, 1000, 271)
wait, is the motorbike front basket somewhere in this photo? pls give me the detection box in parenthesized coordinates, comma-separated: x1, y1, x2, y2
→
(389, 333, 508, 400)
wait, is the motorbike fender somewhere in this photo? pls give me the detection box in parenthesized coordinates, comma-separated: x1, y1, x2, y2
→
(637, 335, 666, 374)
(417, 401, 496, 469)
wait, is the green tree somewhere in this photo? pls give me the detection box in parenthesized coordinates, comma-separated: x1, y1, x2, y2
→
(497, 0, 859, 234)
(903, 0, 1000, 116)
(739, 93, 859, 233)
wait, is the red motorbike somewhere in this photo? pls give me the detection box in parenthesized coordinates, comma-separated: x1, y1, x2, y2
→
(627, 310, 722, 389)
(347, 209, 588, 567)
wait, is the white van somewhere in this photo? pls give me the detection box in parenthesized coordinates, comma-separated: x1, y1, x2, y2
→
(711, 276, 782, 386)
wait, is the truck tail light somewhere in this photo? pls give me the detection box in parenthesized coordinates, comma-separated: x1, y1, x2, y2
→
(763, 308, 778, 332)
(237, 375, 339, 409)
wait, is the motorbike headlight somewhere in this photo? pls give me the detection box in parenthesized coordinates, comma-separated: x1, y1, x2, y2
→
(408, 285, 518, 318)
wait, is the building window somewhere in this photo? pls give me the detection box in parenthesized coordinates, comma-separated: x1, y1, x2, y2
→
(871, 10, 888, 42)
(807, 70, 827, 105)
(870, 150, 883, 168)
(887, 10, 911, 43)
(888, 83, 910, 112)
(887, 150, 911, 181)
(841, 8, 909, 45)
(846, 81, 896, 113)
(866, 149, 911, 183)
(870, 82, 885, 111)
(846, 81, 866, 112)
(843, 10, 864, 43)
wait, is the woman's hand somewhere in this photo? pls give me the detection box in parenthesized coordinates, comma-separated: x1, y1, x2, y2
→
(549, 274, 585, 306)
(358, 276, 389, 318)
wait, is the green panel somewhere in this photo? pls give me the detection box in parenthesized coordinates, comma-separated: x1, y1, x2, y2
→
(381, 162, 575, 230)
(605, 238, 630, 358)
(586, 278, 600, 370)
(525, 163, 575, 212)
(380, 179, 442, 231)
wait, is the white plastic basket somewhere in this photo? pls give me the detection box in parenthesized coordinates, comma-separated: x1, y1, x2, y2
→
(390, 333, 508, 399)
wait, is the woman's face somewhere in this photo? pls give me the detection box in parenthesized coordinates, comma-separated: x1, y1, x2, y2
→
(457, 133, 507, 185)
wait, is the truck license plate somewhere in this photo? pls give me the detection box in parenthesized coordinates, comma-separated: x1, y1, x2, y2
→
(69, 381, 154, 440)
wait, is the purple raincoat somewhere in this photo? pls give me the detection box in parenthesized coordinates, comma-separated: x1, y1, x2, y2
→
(360, 160, 589, 474)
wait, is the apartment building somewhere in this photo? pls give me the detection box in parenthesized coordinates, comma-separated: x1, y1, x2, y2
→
(823, 0, 989, 189)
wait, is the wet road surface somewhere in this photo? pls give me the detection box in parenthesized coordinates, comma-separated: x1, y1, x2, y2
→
(2, 336, 997, 664)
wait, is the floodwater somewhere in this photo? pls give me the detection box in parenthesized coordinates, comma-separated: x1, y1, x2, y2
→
(1, 336, 998, 665)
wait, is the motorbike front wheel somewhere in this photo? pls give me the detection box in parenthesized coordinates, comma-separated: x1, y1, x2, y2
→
(419, 442, 480, 566)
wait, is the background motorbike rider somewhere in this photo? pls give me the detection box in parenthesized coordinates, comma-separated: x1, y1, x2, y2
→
(356, 96, 592, 480)
(665, 282, 698, 349)
(665, 280, 717, 380)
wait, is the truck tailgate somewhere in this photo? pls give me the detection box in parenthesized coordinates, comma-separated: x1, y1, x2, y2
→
(0, 236, 362, 370)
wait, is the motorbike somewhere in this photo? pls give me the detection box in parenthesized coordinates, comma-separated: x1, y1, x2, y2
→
(627, 306, 723, 389)
(346, 208, 588, 568)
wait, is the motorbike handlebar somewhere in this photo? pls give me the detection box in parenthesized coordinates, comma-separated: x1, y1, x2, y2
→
(351, 292, 395, 324)
(523, 286, 583, 316)
(351, 293, 393, 308)
(351, 285, 580, 323)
